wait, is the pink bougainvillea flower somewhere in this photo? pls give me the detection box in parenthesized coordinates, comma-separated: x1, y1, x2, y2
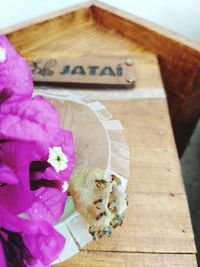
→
(0, 141, 35, 214)
(0, 95, 75, 218)
(0, 140, 67, 264)
(23, 220, 65, 266)
(0, 136, 69, 219)
(27, 187, 67, 225)
(0, 95, 75, 183)
(0, 34, 75, 266)
(0, 95, 60, 146)
(32, 129, 75, 182)
(52, 129, 75, 181)
(0, 204, 65, 267)
(0, 35, 33, 105)
(0, 163, 18, 185)
(0, 139, 69, 222)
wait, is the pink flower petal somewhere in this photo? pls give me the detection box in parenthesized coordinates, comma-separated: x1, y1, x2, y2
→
(0, 163, 18, 185)
(0, 204, 65, 266)
(22, 220, 65, 265)
(0, 96, 60, 146)
(0, 35, 33, 104)
(0, 141, 35, 214)
(27, 187, 67, 224)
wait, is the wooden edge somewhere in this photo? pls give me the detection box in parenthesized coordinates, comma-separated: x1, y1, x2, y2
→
(3, 0, 200, 153)
(54, 251, 198, 267)
(2, 0, 200, 63)
(91, 1, 200, 154)
(0, 0, 93, 34)
(93, 0, 200, 53)
(92, 1, 200, 67)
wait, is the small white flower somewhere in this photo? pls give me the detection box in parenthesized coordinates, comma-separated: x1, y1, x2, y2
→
(62, 181, 69, 192)
(47, 146, 68, 173)
(0, 47, 6, 63)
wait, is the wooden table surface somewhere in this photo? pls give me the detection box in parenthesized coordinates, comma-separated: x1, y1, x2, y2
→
(7, 6, 197, 266)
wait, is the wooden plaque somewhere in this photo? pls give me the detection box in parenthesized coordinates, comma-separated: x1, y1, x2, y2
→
(29, 57, 136, 89)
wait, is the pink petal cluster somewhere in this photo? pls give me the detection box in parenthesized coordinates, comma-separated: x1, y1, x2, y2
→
(0, 35, 75, 267)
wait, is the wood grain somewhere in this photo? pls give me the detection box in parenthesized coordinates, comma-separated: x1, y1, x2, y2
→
(7, 9, 163, 90)
(159, 59, 198, 155)
(92, 2, 200, 66)
(92, 3, 200, 153)
(6, 6, 197, 266)
(84, 193, 195, 253)
(4, 2, 200, 151)
(105, 99, 185, 195)
(89, 99, 195, 254)
(55, 251, 197, 267)
(173, 78, 200, 155)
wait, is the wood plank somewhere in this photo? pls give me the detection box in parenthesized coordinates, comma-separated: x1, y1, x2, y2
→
(4, 1, 200, 60)
(83, 193, 195, 253)
(6, 4, 188, 195)
(6, 9, 197, 263)
(92, 2, 200, 67)
(7, 10, 163, 90)
(43, 95, 193, 253)
(159, 59, 199, 155)
(105, 99, 185, 194)
(92, 3, 200, 153)
(5, 3, 200, 151)
(173, 83, 200, 155)
(54, 251, 197, 267)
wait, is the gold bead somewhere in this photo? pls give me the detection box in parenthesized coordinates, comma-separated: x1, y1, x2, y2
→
(126, 58, 133, 66)
(126, 75, 134, 83)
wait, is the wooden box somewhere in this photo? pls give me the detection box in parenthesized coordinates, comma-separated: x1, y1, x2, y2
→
(3, 1, 199, 266)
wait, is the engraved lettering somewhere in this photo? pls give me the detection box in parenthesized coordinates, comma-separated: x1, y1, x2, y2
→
(30, 59, 57, 76)
(88, 66, 99, 75)
(71, 66, 86, 75)
(116, 65, 123, 76)
(60, 65, 70, 75)
(99, 66, 115, 76)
